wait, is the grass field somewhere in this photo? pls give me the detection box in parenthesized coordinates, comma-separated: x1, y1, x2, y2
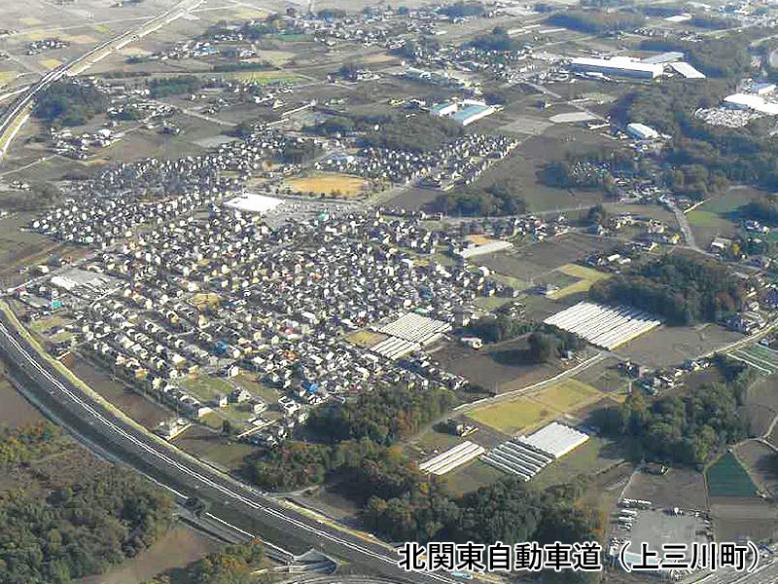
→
(181, 374, 234, 403)
(687, 210, 732, 229)
(230, 70, 305, 85)
(346, 329, 387, 348)
(0, 70, 17, 87)
(468, 378, 604, 435)
(286, 173, 368, 197)
(548, 263, 611, 299)
(533, 378, 602, 410)
(39, 58, 63, 70)
(706, 452, 758, 498)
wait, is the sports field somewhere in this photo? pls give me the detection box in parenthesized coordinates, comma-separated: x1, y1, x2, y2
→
(468, 378, 605, 435)
(548, 263, 611, 299)
(706, 452, 758, 498)
(286, 173, 368, 197)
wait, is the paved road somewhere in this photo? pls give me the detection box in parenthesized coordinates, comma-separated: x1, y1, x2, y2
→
(0, 312, 453, 584)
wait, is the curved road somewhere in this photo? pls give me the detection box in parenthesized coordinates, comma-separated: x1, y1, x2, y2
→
(0, 313, 452, 584)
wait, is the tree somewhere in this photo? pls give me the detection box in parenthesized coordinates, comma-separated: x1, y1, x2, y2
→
(528, 332, 555, 363)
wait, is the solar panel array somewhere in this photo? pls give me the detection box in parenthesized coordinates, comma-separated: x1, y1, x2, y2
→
(544, 301, 661, 350)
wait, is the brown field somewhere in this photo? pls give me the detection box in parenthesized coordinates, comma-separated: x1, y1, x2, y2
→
(81, 526, 221, 584)
(434, 336, 561, 394)
(735, 440, 778, 498)
(0, 371, 45, 427)
(473, 232, 619, 281)
(624, 467, 709, 512)
(285, 173, 369, 197)
(615, 324, 744, 369)
(69, 356, 170, 429)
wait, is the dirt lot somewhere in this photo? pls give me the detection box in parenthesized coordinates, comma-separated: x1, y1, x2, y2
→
(624, 467, 708, 512)
(285, 173, 369, 198)
(615, 324, 744, 369)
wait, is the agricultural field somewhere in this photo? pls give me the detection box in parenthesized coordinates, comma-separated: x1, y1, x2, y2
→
(616, 323, 744, 369)
(172, 424, 257, 472)
(746, 375, 778, 437)
(467, 378, 607, 435)
(533, 435, 625, 489)
(229, 70, 307, 85)
(434, 336, 561, 393)
(473, 232, 619, 282)
(706, 452, 758, 499)
(735, 441, 778, 498)
(547, 263, 611, 299)
(686, 187, 763, 248)
(625, 467, 708, 512)
(285, 173, 370, 198)
(729, 343, 778, 376)
(346, 329, 388, 349)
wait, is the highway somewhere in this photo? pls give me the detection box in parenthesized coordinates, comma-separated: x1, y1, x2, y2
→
(0, 311, 454, 584)
(0, 0, 205, 161)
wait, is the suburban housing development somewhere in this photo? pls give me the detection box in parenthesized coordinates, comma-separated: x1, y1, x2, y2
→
(2, 1, 778, 583)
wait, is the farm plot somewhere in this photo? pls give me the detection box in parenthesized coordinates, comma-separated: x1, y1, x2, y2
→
(729, 344, 778, 376)
(467, 378, 605, 435)
(547, 263, 611, 299)
(706, 452, 758, 499)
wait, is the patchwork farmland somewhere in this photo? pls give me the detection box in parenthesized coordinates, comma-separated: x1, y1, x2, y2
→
(729, 344, 778, 376)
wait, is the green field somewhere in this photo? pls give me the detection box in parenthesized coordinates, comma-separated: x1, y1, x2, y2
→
(533, 379, 603, 410)
(706, 452, 758, 498)
(229, 70, 305, 85)
(181, 374, 234, 402)
(469, 397, 552, 435)
(468, 379, 603, 434)
(687, 210, 732, 229)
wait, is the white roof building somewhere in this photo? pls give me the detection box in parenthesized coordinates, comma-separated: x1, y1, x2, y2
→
(224, 193, 284, 215)
(723, 93, 778, 115)
(626, 122, 659, 140)
(570, 56, 664, 79)
(518, 422, 589, 459)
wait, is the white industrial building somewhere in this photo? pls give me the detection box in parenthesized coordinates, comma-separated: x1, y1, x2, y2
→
(669, 61, 706, 79)
(570, 56, 664, 79)
(224, 193, 284, 215)
(419, 441, 486, 475)
(723, 93, 778, 115)
(481, 423, 589, 481)
(544, 301, 662, 350)
(626, 123, 659, 140)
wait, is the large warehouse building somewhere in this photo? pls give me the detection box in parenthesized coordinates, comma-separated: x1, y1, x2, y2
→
(570, 56, 664, 79)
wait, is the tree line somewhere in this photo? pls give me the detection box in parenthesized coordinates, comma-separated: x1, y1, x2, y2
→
(592, 357, 753, 466)
(589, 255, 746, 325)
(0, 424, 173, 584)
(33, 81, 108, 127)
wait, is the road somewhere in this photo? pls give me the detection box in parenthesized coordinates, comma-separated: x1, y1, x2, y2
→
(0, 0, 206, 161)
(0, 310, 454, 584)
